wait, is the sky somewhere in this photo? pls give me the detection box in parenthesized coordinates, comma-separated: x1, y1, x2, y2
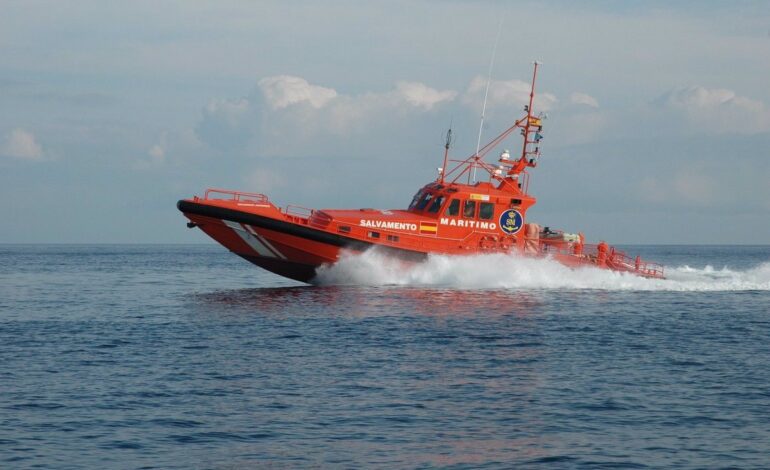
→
(1, 0, 769, 244)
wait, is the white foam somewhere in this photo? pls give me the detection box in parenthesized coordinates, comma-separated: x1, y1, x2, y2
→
(315, 249, 770, 291)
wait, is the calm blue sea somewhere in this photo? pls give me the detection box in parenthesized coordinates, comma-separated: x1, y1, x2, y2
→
(1, 244, 769, 469)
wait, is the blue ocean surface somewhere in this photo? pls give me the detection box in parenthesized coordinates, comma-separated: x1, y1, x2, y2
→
(1, 244, 769, 469)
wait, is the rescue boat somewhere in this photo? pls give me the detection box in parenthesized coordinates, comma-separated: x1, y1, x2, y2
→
(178, 63, 664, 283)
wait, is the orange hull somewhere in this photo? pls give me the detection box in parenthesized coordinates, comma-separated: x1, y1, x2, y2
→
(177, 188, 664, 283)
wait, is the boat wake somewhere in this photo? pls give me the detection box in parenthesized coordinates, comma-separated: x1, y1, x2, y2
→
(315, 249, 770, 291)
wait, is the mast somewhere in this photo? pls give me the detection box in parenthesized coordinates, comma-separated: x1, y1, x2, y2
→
(439, 127, 452, 184)
(505, 61, 543, 179)
(519, 61, 540, 166)
(440, 61, 545, 191)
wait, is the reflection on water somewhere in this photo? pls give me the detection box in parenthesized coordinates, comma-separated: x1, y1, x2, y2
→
(189, 285, 554, 466)
(194, 286, 546, 319)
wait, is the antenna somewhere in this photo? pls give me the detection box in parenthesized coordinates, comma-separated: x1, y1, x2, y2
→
(439, 125, 453, 184)
(472, 16, 504, 183)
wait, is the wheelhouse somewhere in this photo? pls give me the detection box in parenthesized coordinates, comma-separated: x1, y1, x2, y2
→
(407, 182, 535, 229)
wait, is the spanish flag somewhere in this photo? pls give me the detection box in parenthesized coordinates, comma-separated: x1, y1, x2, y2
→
(529, 117, 542, 127)
(420, 222, 438, 234)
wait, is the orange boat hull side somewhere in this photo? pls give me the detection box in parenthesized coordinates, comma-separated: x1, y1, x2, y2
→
(180, 200, 429, 282)
(179, 198, 664, 282)
(185, 214, 341, 282)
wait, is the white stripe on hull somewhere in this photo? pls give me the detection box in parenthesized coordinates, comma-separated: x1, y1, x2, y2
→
(222, 219, 281, 258)
(242, 224, 287, 260)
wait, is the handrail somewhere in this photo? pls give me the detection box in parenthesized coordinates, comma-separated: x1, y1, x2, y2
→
(283, 204, 314, 218)
(308, 210, 333, 228)
(543, 242, 664, 278)
(609, 250, 664, 277)
(203, 188, 269, 204)
(607, 249, 664, 277)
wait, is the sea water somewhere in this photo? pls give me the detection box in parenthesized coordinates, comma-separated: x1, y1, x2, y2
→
(1, 244, 769, 468)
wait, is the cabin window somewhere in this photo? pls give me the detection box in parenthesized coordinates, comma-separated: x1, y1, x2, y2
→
(415, 193, 434, 211)
(338, 225, 351, 233)
(479, 202, 494, 220)
(445, 199, 460, 216)
(427, 195, 445, 213)
(408, 191, 424, 210)
(511, 198, 522, 207)
(367, 231, 380, 239)
(387, 234, 399, 242)
(463, 200, 476, 218)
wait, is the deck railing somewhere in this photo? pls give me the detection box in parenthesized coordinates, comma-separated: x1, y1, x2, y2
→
(203, 188, 270, 205)
(609, 251, 664, 278)
(541, 242, 664, 278)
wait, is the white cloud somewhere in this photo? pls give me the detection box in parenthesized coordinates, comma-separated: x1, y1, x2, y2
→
(195, 75, 459, 153)
(256, 75, 456, 114)
(148, 144, 165, 161)
(134, 143, 165, 170)
(258, 76, 337, 110)
(134, 139, 166, 170)
(662, 86, 770, 134)
(666, 86, 736, 108)
(569, 92, 599, 108)
(310, 81, 456, 133)
(147, 132, 168, 165)
(1, 128, 43, 160)
(134, 129, 202, 171)
(462, 76, 558, 112)
(203, 97, 251, 126)
(394, 81, 457, 110)
(145, 132, 168, 166)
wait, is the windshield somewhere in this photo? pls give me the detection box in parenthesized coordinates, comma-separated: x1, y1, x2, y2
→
(408, 191, 424, 210)
(415, 193, 434, 211)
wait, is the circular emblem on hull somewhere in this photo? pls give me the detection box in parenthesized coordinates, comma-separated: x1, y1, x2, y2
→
(499, 209, 523, 235)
